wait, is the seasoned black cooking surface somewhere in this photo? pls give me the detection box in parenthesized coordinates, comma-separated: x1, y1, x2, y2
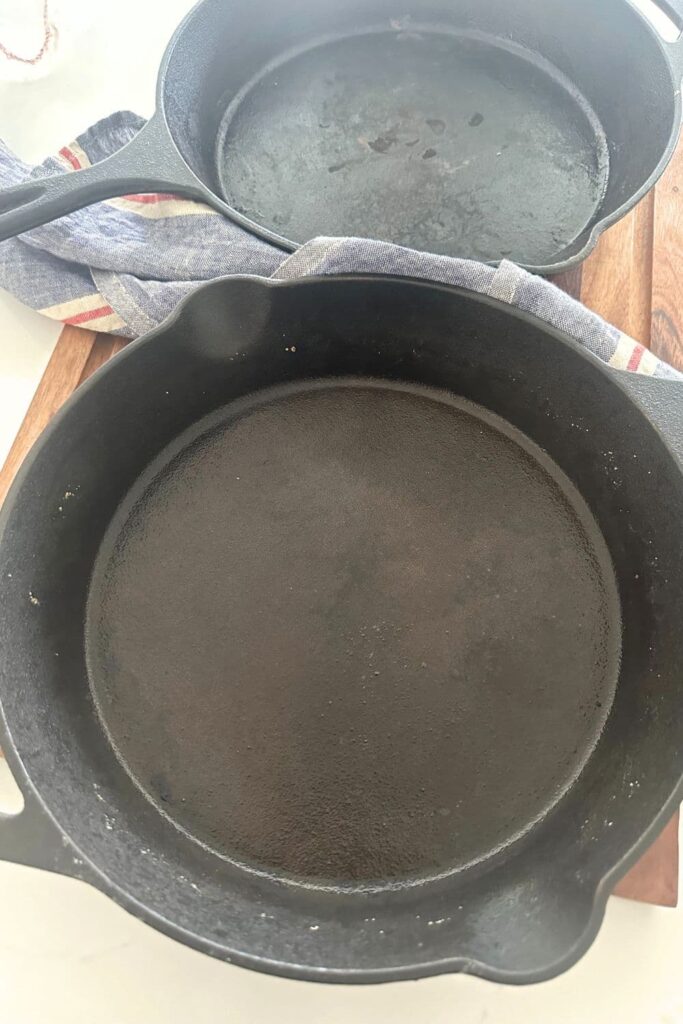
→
(86, 381, 620, 884)
(216, 30, 609, 264)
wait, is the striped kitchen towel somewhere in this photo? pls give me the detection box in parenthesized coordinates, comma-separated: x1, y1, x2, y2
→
(0, 110, 679, 379)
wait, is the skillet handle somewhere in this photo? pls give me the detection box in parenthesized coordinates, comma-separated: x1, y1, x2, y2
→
(0, 113, 206, 243)
(653, 0, 683, 26)
(615, 371, 683, 470)
(0, 756, 93, 880)
(649, 0, 683, 72)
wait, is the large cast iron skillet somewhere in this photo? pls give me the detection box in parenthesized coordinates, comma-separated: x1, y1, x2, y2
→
(0, 275, 682, 984)
(0, 0, 682, 271)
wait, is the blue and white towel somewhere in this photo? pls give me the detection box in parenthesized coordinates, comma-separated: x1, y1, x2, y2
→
(0, 110, 679, 379)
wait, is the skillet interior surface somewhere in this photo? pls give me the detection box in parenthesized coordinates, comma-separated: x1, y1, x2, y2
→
(85, 378, 621, 886)
(214, 28, 609, 265)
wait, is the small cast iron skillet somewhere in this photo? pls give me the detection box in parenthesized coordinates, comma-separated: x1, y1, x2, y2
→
(0, 275, 681, 984)
(0, 0, 682, 271)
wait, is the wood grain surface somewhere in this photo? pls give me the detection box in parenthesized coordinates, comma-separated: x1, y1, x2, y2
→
(651, 138, 683, 367)
(0, 141, 681, 906)
(580, 192, 654, 344)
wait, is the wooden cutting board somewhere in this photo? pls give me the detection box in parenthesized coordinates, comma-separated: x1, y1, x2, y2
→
(1, 143, 681, 907)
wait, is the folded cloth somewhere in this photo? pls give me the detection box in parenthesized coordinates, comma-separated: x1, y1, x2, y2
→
(0, 110, 679, 379)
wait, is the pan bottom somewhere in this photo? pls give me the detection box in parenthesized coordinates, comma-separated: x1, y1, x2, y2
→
(215, 28, 610, 265)
(86, 380, 620, 887)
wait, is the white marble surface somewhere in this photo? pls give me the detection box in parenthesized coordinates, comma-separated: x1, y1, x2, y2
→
(0, 1, 681, 1020)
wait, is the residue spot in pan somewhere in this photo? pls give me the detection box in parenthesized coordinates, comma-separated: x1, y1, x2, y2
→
(86, 381, 620, 887)
(215, 28, 609, 265)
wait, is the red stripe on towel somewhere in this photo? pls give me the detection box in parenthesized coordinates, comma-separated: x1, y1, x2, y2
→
(123, 193, 178, 203)
(59, 147, 81, 171)
(63, 304, 114, 325)
(627, 346, 644, 371)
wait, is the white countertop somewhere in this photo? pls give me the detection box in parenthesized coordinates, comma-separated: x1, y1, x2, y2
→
(0, 1, 681, 1020)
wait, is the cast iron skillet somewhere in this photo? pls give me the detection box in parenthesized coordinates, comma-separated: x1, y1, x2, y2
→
(0, 275, 682, 985)
(0, 0, 682, 271)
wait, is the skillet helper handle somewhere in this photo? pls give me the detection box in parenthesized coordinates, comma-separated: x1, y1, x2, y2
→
(653, 0, 683, 72)
(0, 113, 205, 243)
(616, 372, 683, 471)
(0, 797, 81, 878)
(656, 0, 683, 23)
